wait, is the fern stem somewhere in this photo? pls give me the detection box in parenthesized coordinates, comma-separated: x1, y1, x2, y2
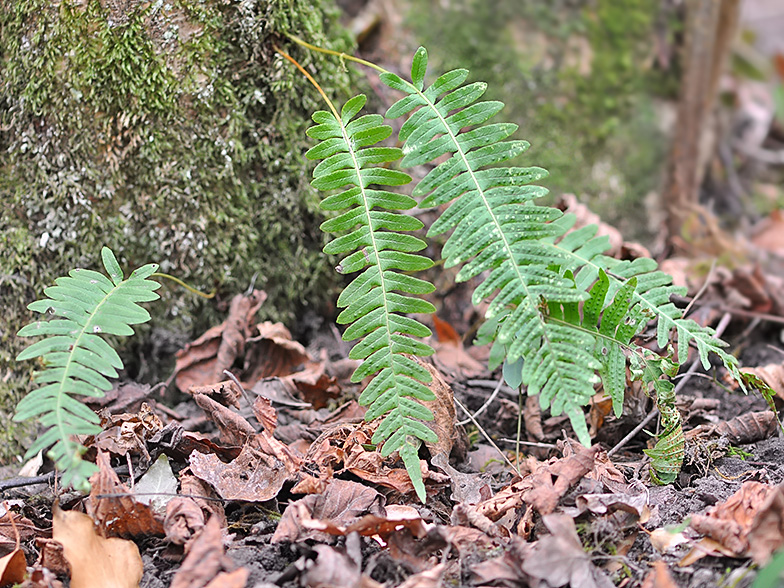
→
(285, 34, 388, 74)
(151, 273, 215, 299)
(275, 46, 341, 121)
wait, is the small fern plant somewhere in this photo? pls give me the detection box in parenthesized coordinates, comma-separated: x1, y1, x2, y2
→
(284, 39, 743, 491)
(14, 247, 160, 491)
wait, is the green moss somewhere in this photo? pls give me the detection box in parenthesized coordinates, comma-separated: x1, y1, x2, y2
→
(0, 0, 354, 463)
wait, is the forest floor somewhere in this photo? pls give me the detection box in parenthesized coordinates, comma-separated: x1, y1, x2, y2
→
(2, 264, 784, 588)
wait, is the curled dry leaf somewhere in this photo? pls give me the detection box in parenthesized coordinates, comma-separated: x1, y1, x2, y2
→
(52, 504, 143, 588)
(171, 516, 247, 588)
(685, 410, 778, 444)
(90, 402, 163, 459)
(415, 358, 460, 459)
(745, 364, 784, 407)
(174, 290, 266, 392)
(87, 452, 164, 539)
(396, 563, 446, 588)
(164, 496, 204, 546)
(243, 321, 310, 382)
(688, 481, 784, 564)
(471, 537, 531, 588)
(271, 479, 385, 543)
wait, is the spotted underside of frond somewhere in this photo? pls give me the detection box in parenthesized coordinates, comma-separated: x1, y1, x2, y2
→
(306, 94, 438, 501)
(380, 47, 741, 447)
(15, 247, 160, 491)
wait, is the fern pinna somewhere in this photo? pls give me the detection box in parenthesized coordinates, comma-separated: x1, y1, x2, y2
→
(379, 48, 741, 462)
(305, 92, 438, 501)
(15, 247, 160, 491)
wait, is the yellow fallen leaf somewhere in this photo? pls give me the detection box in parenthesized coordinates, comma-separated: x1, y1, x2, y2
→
(53, 504, 143, 588)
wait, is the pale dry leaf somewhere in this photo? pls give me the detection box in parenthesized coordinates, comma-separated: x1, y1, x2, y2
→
(52, 505, 143, 588)
(649, 528, 689, 553)
(192, 392, 256, 446)
(689, 481, 784, 564)
(203, 568, 249, 588)
(133, 454, 178, 514)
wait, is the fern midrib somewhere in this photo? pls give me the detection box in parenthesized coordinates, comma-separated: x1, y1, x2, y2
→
(405, 82, 555, 355)
(53, 280, 120, 462)
(339, 118, 398, 392)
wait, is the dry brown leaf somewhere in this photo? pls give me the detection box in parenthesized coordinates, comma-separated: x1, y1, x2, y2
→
(523, 514, 614, 588)
(164, 497, 204, 545)
(52, 505, 143, 588)
(243, 321, 310, 382)
(0, 549, 26, 587)
(689, 481, 784, 564)
(193, 393, 256, 446)
(271, 479, 385, 543)
(284, 352, 341, 409)
(641, 560, 679, 588)
(524, 394, 544, 441)
(89, 402, 163, 459)
(174, 290, 266, 392)
(745, 364, 784, 407)
(87, 452, 164, 539)
(416, 358, 458, 458)
(0, 508, 37, 554)
(396, 563, 445, 588)
(252, 395, 277, 434)
(189, 444, 290, 502)
(36, 537, 69, 577)
(431, 315, 485, 379)
(171, 516, 244, 588)
(685, 410, 778, 444)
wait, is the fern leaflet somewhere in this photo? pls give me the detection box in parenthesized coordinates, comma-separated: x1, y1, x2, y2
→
(306, 94, 438, 501)
(15, 247, 160, 491)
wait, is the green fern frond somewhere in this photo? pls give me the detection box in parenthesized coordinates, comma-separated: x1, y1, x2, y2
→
(381, 48, 609, 444)
(306, 94, 438, 501)
(380, 47, 740, 447)
(15, 247, 160, 491)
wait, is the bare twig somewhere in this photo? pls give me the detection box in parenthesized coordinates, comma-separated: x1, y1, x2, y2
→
(454, 396, 520, 476)
(457, 376, 504, 426)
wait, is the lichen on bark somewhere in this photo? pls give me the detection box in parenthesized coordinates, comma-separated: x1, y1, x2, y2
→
(0, 0, 354, 462)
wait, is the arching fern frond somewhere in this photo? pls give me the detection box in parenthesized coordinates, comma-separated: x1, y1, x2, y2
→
(306, 94, 438, 501)
(15, 247, 160, 491)
(380, 47, 740, 446)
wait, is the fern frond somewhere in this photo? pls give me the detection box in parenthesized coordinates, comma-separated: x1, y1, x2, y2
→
(306, 94, 438, 501)
(381, 49, 607, 444)
(380, 48, 740, 446)
(15, 247, 160, 491)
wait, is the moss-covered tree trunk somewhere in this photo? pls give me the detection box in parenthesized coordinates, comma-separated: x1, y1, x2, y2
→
(0, 0, 353, 461)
